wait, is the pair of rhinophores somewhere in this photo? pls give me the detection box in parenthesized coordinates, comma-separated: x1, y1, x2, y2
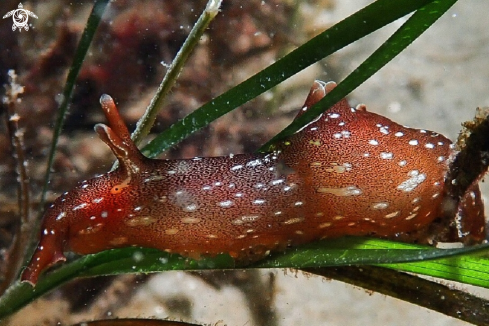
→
(21, 81, 486, 285)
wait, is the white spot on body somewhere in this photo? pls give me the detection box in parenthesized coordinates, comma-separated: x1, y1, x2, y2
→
(398, 160, 407, 167)
(369, 140, 379, 146)
(409, 140, 418, 146)
(231, 165, 243, 171)
(56, 212, 66, 221)
(246, 159, 263, 168)
(319, 222, 331, 228)
(317, 186, 362, 196)
(397, 170, 426, 192)
(72, 203, 88, 211)
(283, 217, 304, 225)
(253, 199, 266, 205)
(385, 211, 400, 219)
(92, 197, 103, 204)
(184, 203, 198, 212)
(241, 215, 260, 222)
(425, 143, 435, 149)
(78, 223, 104, 235)
(380, 152, 393, 160)
(330, 113, 340, 118)
(406, 213, 418, 220)
(395, 132, 404, 137)
(371, 202, 389, 210)
(219, 200, 234, 208)
(271, 179, 284, 186)
(412, 197, 421, 204)
(232, 219, 244, 225)
(254, 183, 265, 189)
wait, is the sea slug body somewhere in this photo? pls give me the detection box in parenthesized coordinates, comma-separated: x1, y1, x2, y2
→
(21, 81, 486, 285)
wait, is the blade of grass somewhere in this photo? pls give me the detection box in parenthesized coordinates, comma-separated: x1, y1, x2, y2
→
(263, 0, 458, 149)
(141, 0, 437, 158)
(27, 0, 109, 271)
(39, 0, 109, 211)
(0, 249, 234, 320)
(257, 237, 489, 288)
(2, 238, 489, 320)
(130, 0, 222, 147)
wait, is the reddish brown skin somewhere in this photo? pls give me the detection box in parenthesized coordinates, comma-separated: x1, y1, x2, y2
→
(21, 81, 486, 285)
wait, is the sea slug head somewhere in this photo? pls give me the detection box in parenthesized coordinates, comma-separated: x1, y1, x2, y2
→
(21, 95, 146, 285)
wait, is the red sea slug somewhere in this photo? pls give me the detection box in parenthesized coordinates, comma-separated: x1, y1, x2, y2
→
(21, 81, 486, 285)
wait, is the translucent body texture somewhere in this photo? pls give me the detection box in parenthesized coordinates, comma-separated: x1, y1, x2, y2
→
(21, 81, 485, 285)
